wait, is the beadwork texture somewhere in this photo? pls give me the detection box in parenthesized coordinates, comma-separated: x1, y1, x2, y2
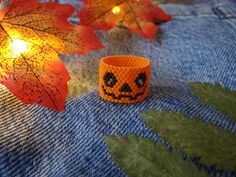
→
(99, 56, 151, 103)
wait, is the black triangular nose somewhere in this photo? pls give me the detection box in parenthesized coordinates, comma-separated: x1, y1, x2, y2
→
(120, 83, 132, 92)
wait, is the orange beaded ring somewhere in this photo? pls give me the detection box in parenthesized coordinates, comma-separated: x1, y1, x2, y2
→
(99, 55, 151, 103)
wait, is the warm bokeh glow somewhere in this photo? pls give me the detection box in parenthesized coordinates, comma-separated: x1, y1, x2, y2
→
(112, 6, 121, 15)
(9, 38, 30, 57)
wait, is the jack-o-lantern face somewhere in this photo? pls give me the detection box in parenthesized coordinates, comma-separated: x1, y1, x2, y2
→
(99, 56, 150, 103)
(102, 72, 147, 100)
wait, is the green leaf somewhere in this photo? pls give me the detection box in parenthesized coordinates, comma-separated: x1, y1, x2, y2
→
(142, 111, 236, 171)
(105, 134, 209, 177)
(189, 82, 236, 122)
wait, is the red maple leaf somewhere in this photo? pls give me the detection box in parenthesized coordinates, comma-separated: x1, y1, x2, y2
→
(78, 0, 172, 39)
(0, 0, 103, 112)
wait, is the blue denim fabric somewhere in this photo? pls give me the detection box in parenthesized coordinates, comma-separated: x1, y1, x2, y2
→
(0, 0, 236, 177)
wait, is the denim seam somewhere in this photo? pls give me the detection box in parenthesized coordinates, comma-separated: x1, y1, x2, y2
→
(213, 4, 236, 17)
(212, 4, 236, 28)
(173, 14, 219, 19)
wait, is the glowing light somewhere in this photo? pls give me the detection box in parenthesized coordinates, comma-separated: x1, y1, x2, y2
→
(112, 6, 121, 15)
(10, 39, 30, 57)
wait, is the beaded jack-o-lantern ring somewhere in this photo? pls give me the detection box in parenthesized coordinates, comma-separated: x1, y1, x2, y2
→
(99, 56, 151, 103)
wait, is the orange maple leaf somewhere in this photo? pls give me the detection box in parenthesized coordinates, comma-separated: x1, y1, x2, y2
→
(0, 0, 103, 112)
(78, 0, 172, 39)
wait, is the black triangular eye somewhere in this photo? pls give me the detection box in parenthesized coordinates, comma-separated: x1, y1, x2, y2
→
(104, 72, 117, 88)
(135, 73, 146, 88)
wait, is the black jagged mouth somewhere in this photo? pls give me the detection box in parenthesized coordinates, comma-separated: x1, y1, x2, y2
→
(102, 85, 146, 101)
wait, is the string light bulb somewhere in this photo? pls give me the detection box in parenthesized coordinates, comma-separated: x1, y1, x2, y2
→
(112, 6, 121, 15)
(9, 38, 30, 57)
